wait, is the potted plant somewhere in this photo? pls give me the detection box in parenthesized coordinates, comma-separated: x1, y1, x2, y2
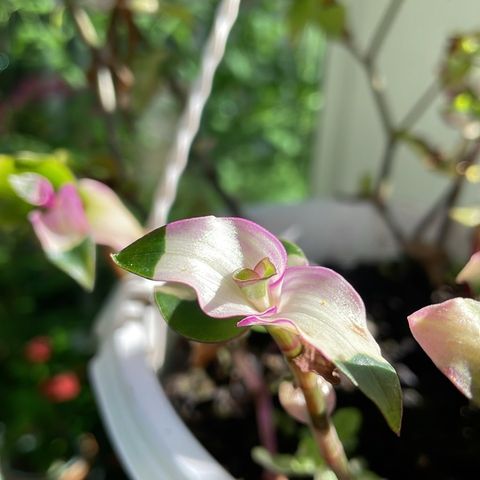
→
(3, 1, 480, 478)
(96, 2, 480, 478)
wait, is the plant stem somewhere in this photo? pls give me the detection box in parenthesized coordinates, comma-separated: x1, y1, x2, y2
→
(412, 139, 469, 241)
(373, 136, 398, 203)
(373, 198, 407, 249)
(345, 38, 394, 135)
(435, 140, 480, 248)
(365, 0, 406, 64)
(342, 8, 443, 251)
(267, 327, 352, 480)
(343, 34, 399, 205)
(412, 187, 449, 241)
(66, 1, 126, 181)
(233, 348, 277, 454)
(398, 80, 439, 132)
(342, 0, 431, 250)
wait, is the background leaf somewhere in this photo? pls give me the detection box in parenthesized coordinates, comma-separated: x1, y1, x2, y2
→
(46, 237, 96, 291)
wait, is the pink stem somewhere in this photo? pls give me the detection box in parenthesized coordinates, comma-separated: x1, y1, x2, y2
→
(233, 349, 277, 454)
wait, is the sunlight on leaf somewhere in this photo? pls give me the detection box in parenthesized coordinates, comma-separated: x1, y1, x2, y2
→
(409, 297, 480, 404)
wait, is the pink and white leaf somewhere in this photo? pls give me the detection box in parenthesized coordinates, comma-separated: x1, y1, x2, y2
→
(113, 216, 402, 432)
(78, 178, 144, 251)
(238, 266, 382, 362)
(408, 297, 480, 403)
(9, 172, 55, 207)
(28, 184, 90, 254)
(457, 252, 480, 285)
(112, 216, 288, 318)
(279, 378, 335, 425)
(239, 266, 402, 433)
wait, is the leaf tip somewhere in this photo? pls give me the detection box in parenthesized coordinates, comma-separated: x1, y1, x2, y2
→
(336, 354, 403, 435)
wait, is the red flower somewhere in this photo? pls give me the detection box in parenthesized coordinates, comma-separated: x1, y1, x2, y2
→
(24, 336, 52, 363)
(41, 372, 81, 402)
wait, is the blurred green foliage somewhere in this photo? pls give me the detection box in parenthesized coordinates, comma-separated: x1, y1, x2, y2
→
(0, 230, 121, 475)
(252, 408, 379, 479)
(288, 0, 346, 39)
(0, 0, 84, 85)
(200, 1, 324, 203)
(1, 0, 325, 214)
(0, 150, 75, 227)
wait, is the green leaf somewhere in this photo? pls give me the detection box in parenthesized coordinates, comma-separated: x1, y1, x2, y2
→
(333, 407, 362, 454)
(13, 150, 75, 189)
(295, 428, 325, 467)
(112, 226, 166, 279)
(316, 4, 346, 38)
(440, 33, 480, 87)
(287, 0, 346, 39)
(348, 459, 382, 480)
(0, 155, 30, 226)
(280, 238, 308, 266)
(295, 409, 362, 459)
(46, 237, 96, 291)
(336, 354, 402, 435)
(155, 291, 246, 343)
(0, 151, 76, 229)
(287, 0, 314, 40)
(251, 446, 321, 476)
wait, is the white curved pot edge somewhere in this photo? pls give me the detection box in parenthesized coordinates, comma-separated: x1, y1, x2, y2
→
(89, 198, 471, 480)
(89, 279, 233, 480)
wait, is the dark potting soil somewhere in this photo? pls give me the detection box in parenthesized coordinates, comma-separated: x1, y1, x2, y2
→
(162, 257, 480, 480)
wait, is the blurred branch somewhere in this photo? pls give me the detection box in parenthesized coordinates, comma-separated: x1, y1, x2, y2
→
(341, 0, 405, 204)
(399, 80, 439, 132)
(342, 34, 407, 246)
(373, 197, 407, 249)
(340, 4, 448, 251)
(106, 2, 143, 65)
(206, 166, 244, 217)
(435, 140, 480, 248)
(412, 139, 469, 241)
(201, 155, 244, 217)
(65, 0, 126, 181)
(344, 38, 394, 135)
(365, 0, 405, 63)
(374, 136, 398, 201)
(412, 187, 449, 241)
(68, 4, 100, 48)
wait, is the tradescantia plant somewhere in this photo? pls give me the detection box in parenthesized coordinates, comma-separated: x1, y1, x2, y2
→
(113, 215, 402, 479)
(6, 169, 143, 290)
